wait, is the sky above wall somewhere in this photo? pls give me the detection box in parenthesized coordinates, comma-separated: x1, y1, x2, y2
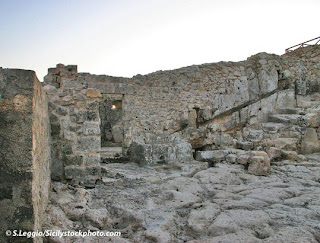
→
(0, 0, 319, 81)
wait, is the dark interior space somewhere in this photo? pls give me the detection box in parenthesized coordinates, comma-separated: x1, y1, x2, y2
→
(99, 97, 123, 147)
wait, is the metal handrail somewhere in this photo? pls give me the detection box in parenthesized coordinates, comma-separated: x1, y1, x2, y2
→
(285, 36, 320, 53)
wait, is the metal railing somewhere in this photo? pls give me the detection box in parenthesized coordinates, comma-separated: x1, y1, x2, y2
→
(285, 36, 320, 53)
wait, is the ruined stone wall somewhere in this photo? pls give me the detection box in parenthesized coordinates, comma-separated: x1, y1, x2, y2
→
(285, 45, 320, 62)
(0, 69, 50, 242)
(43, 52, 320, 184)
(43, 65, 102, 187)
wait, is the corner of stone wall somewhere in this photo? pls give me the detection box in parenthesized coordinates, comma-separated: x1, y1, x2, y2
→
(0, 69, 51, 243)
(43, 64, 102, 188)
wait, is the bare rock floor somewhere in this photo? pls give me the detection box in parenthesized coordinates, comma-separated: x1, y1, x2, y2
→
(45, 156, 320, 243)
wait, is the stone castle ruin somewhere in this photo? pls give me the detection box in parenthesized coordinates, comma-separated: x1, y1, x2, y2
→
(1, 45, 320, 242)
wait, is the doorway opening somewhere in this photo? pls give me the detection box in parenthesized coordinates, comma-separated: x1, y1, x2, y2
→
(99, 94, 124, 148)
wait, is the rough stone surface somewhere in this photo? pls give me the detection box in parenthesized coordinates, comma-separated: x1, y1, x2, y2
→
(86, 88, 102, 98)
(0, 69, 51, 243)
(44, 162, 320, 242)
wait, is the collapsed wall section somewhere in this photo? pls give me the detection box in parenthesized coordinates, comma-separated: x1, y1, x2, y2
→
(0, 68, 51, 243)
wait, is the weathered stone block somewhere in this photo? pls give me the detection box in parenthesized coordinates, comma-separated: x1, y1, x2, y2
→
(86, 166, 101, 177)
(278, 70, 291, 80)
(306, 112, 320, 128)
(180, 118, 189, 129)
(87, 100, 98, 110)
(83, 121, 100, 135)
(188, 109, 197, 128)
(258, 67, 278, 94)
(236, 141, 253, 151)
(64, 166, 85, 179)
(130, 141, 152, 166)
(281, 150, 306, 162)
(87, 110, 99, 121)
(295, 81, 307, 95)
(152, 144, 169, 164)
(77, 136, 100, 151)
(51, 123, 61, 136)
(237, 153, 250, 165)
(64, 130, 77, 141)
(63, 155, 84, 166)
(301, 128, 320, 154)
(61, 95, 74, 106)
(276, 90, 295, 109)
(171, 138, 193, 162)
(43, 84, 57, 95)
(267, 147, 282, 161)
(85, 154, 101, 165)
(223, 112, 240, 131)
(61, 142, 73, 155)
(195, 150, 227, 164)
(274, 138, 298, 151)
(226, 154, 237, 164)
(73, 91, 86, 100)
(248, 156, 270, 176)
(248, 151, 270, 176)
(87, 88, 102, 98)
(69, 124, 82, 132)
(55, 105, 68, 115)
(246, 129, 263, 142)
(76, 110, 87, 123)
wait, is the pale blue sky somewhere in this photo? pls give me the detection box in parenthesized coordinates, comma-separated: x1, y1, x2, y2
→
(0, 0, 319, 80)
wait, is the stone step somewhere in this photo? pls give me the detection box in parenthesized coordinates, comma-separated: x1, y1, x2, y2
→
(298, 100, 320, 109)
(268, 114, 306, 126)
(243, 129, 264, 142)
(304, 153, 320, 162)
(277, 108, 305, 115)
(261, 122, 286, 133)
(100, 147, 123, 159)
(273, 138, 298, 151)
(262, 122, 306, 136)
(281, 150, 306, 162)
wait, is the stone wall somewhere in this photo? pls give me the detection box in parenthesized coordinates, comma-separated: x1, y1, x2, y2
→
(0, 69, 51, 243)
(43, 52, 320, 184)
(285, 45, 320, 62)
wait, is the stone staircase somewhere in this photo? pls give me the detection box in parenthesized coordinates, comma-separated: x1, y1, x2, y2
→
(195, 96, 320, 175)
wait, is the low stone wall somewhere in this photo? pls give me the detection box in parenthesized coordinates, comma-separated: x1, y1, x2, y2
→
(0, 69, 51, 243)
(285, 44, 320, 62)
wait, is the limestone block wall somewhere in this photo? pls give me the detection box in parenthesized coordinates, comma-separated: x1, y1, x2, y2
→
(43, 52, 320, 183)
(43, 65, 102, 187)
(0, 69, 51, 242)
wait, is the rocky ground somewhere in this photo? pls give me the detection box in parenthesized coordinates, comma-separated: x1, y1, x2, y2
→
(45, 154, 320, 243)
